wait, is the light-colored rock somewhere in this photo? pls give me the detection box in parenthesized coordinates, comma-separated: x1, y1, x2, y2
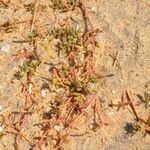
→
(111, 98, 121, 107)
(28, 83, 33, 94)
(41, 89, 47, 97)
(54, 123, 64, 132)
(0, 105, 2, 111)
(0, 43, 11, 53)
(0, 126, 4, 133)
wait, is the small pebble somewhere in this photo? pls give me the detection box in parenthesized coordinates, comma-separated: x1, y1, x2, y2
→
(54, 124, 64, 132)
(91, 7, 98, 13)
(28, 83, 33, 94)
(0, 44, 11, 53)
(111, 98, 121, 107)
(0, 105, 2, 111)
(0, 126, 4, 132)
(41, 89, 47, 97)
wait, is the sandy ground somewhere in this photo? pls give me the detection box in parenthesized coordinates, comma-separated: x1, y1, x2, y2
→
(0, 0, 150, 150)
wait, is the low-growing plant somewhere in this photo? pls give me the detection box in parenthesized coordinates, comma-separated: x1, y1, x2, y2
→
(51, 27, 82, 54)
(24, 3, 36, 13)
(132, 115, 150, 135)
(137, 92, 150, 108)
(45, 23, 100, 129)
(50, 0, 80, 12)
(15, 52, 41, 79)
(6, 2, 106, 149)
(24, 29, 40, 42)
(0, 19, 17, 33)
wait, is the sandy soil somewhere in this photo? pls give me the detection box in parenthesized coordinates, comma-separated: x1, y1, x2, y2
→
(0, 0, 150, 150)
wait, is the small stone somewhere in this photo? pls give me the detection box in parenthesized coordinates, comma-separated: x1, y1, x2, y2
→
(0, 126, 4, 132)
(28, 83, 33, 94)
(54, 124, 64, 132)
(0, 105, 2, 111)
(41, 89, 47, 97)
(91, 7, 97, 13)
(75, 24, 79, 31)
(111, 98, 121, 107)
(0, 44, 11, 53)
(45, 106, 50, 112)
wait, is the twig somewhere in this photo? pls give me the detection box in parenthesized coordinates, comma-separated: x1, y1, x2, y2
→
(16, 19, 33, 25)
(32, 129, 49, 150)
(95, 98, 109, 125)
(30, 0, 38, 32)
(113, 51, 119, 67)
(125, 90, 139, 121)
(66, 95, 97, 128)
